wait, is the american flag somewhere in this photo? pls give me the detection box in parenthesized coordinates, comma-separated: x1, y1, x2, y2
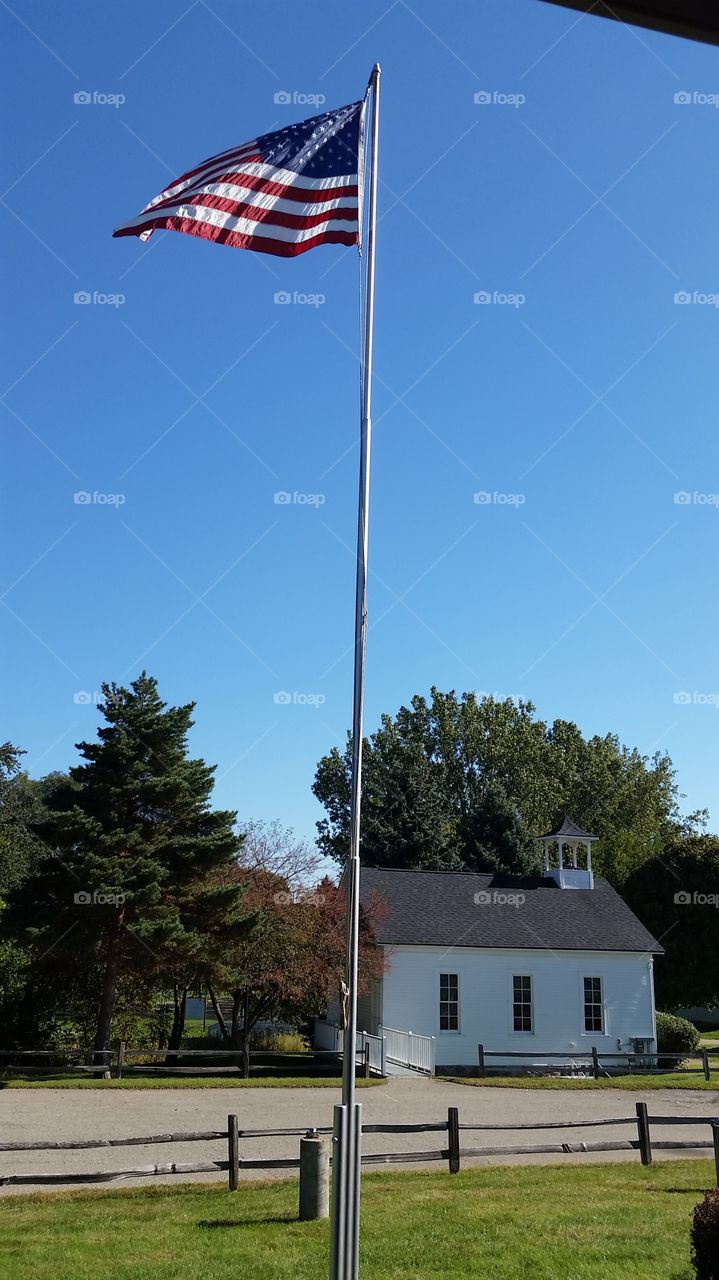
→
(113, 100, 364, 258)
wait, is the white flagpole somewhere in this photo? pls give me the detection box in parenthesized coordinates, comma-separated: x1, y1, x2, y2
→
(330, 62, 380, 1280)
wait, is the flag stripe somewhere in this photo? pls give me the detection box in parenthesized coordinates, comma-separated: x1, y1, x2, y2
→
(114, 203, 358, 243)
(122, 192, 358, 234)
(157, 141, 260, 192)
(150, 159, 359, 196)
(115, 215, 358, 257)
(145, 172, 359, 220)
(143, 179, 358, 220)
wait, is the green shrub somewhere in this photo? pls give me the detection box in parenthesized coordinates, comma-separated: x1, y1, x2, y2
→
(656, 1011, 700, 1055)
(251, 1029, 308, 1054)
(691, 1188, 719, 1280)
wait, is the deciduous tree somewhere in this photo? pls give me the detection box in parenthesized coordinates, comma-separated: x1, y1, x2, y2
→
(314, 688, 683, 880)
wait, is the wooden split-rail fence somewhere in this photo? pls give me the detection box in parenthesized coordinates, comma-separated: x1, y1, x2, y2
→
(2, 1105, 719, 1189)
(0, 1044, 375, 1080)
(2, 1042, 716, 1082)
(476, 1044, 719, 1081)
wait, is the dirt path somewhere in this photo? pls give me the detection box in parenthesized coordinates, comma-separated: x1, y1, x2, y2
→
(1, 1078, 716, 1195)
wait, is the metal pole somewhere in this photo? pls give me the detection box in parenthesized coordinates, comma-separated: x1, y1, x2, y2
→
(330, 63, 380, 1280)
(341, 61, 381, 1117)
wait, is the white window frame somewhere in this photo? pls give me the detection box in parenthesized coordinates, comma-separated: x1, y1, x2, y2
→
(581, 974, 605, 1036)
(438, 971, 460, 1034)
(510, 972, 534, 1034)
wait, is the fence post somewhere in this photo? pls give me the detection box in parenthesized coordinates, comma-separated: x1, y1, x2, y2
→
(447, 1106, 460, 1174)
(115, 1041, 125, 1080)
(364, 1043, 371, 1079)
(381, 1036, 387, 1078)
(478, 1044, 485, 1077)
(430, 1036, 436, 1078)
(636, 1102, 652, 1166)
(228, 1113, 239, 1191)
(702, 1050, 710, 1082)
(712, 1122, 719, 1187)
(299, 1129, 330, 1220)
(591, 1046, 599, 1081)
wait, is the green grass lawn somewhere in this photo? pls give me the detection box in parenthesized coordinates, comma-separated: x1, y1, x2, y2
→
(0, 1160, 712, 1280)
(1, 1075, 384, 1090)
(445, 1073, 719, 1091)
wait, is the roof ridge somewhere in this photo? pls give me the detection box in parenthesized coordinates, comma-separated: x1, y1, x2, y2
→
(363, 865, 609, 885)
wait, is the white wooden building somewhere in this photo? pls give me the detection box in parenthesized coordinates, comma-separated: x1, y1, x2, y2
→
(322, 819, 662, 1072)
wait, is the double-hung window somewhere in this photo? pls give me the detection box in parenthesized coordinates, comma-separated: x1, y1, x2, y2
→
(583, 976, 604, 1033)
(513, 975, 533, 1032)
(439, 973, 459, 1031)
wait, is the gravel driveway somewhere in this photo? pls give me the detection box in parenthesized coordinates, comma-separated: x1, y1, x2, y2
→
(1, 1078, 717, 1195)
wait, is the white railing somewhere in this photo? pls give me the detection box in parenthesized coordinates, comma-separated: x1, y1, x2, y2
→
(314, 1020, 433, 1076)
(361, 1031, 385, 1075)
(315, 1022, 384, 1074)
(380, 1026, 435, 1076)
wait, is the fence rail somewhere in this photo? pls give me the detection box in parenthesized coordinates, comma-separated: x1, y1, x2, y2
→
(476, 1043, 719, 1081)
(3, 1105, 718, 1189)
(2, 1039, 715, 1082)
(0, 1043, 373, 1081)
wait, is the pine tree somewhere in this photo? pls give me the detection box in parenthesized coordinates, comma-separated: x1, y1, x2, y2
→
(4, 674, 250, 1063)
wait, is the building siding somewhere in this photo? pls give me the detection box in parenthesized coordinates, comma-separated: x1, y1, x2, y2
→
(379, 945, 657, 1067)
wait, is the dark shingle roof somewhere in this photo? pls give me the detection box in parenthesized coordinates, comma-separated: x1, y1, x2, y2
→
(538, 815, 598, 840)
(361, 866, 662, 954)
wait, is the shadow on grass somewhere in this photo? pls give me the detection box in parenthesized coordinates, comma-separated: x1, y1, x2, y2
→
(644, 1186, 711, 1195)
(198, 1215, 299, 1229)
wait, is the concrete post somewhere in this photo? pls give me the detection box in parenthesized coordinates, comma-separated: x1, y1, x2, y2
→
(299, 1129, 329, 1220)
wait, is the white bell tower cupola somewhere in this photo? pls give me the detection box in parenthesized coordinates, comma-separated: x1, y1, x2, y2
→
(539, 816, 596, 890)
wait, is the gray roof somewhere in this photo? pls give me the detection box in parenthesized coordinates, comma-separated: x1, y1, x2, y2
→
(538, 815, 598, 840)
(361, 866, 662, 954)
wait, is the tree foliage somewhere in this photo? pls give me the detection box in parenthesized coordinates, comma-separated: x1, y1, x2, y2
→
(624, 834, 719, 1010)
(1, 674, 252, 1057)
(206, 820, 384, 1074)
(0, 743, 69, 895)
(314, 689, 681, 878)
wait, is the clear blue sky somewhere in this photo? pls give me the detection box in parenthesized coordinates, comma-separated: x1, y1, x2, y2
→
(3, 0, 718, 844)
